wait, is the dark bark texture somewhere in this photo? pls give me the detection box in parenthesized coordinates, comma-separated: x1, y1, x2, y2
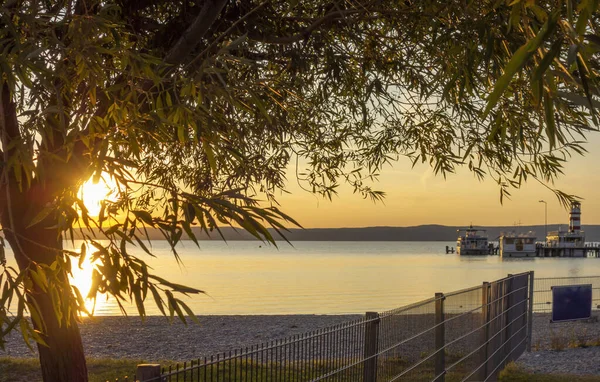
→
(6, 228, 88, 382)
(0, 84, 88, 382)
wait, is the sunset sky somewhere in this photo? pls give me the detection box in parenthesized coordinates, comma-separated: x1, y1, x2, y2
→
(276, 133, 600, 228)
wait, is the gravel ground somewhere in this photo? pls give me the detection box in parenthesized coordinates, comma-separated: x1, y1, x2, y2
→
(1, 315, 362, 361)
(530, 312, 600, 350)
(3, 312, 600, 376)
(514, 312, 600, 375)
(516, 347, 600, 376)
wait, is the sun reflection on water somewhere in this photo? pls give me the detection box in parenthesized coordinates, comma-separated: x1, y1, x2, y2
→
(68, 241, 113, 315)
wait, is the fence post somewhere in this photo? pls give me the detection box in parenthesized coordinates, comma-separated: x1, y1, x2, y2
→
(479, 282, 490, 381)
(526, 271, 535, 352)
(434, 292, 445, 382)
(136, 364, 161, 382)
(504, 275, 514, 364)
(363, 311, 380, 382)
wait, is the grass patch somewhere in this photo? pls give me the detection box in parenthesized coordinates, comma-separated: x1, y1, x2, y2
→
(86, 358, 140, 381)
(0, 356, 469, 381)
(499, 362, 600, 382)
(0, 358, 41, 382)
(0, 357, 140, 382)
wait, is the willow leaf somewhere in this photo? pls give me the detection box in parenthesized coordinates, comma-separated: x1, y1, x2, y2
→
(483, 12, 559, 118)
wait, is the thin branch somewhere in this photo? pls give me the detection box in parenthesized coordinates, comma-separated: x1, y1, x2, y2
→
(164, 0, 229, 65)
(185, 0, 269, 70)
(248, 8, 364, 44)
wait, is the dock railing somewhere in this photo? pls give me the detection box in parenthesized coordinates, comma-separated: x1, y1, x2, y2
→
(133, 272, 533, 382)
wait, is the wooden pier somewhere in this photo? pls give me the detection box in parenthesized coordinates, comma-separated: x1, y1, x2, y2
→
(445, 243, 600, 257)
(535, 244, 600, 258)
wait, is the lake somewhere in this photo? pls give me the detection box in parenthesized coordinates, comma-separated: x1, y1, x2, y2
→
(43, 240, 600, 316)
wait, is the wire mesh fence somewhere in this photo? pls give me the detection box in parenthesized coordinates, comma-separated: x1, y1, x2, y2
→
(533, 275, 600, 312)
(137, 272, 533, 382)
(441, 285, 484, 381)
(374, 297, 438, 382)
(144, 317, 370, 382)
(529, 275, 600, 351)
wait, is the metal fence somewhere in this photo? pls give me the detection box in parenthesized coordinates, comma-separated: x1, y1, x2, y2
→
(533, 275, 600, 312)
(137, 272, 533, 382)
(530, 275, 600, 350)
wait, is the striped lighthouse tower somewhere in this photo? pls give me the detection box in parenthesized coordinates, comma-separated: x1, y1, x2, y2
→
(569, 202, 581, 233)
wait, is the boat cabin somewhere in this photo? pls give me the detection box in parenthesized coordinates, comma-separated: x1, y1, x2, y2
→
(457, 225, 489, 256)
(499, 233, 536, 257)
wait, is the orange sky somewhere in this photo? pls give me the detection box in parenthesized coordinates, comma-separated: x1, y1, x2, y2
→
(275, 134, 600, 228)
(78, 134, 600, 229)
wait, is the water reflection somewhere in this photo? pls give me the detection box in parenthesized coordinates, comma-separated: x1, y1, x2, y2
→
(6, 240, 600, 315)
(500, 257, 535, 262)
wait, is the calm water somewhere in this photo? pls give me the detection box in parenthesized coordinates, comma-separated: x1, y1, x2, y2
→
(10, 241, 600, 315)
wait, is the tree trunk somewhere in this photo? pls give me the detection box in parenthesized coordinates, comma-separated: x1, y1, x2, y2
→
(2, 75, 89, 381)
(3, 219, 88, 382)
(35, 285, 89, 382)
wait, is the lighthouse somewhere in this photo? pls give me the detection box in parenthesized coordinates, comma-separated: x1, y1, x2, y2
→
(569, 202, 581, 233)
(545, 201, 586, 256)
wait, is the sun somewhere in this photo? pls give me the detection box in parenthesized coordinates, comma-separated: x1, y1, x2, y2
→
(79, 177, 115, 217)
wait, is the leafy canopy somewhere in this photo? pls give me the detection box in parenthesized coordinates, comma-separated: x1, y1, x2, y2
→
(1, 0, 599, 348)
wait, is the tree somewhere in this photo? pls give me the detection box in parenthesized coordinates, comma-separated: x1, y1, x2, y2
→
(0, 0, 598, 380)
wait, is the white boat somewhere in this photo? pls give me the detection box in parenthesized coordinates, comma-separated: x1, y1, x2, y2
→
(457, 225, 489, 256)
(546, 229, 586, 257)
(499, 232, 536, 257)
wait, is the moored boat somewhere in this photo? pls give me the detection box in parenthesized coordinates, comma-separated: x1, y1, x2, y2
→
(499, 232, 536, 257)
(457, 225, 489, 256)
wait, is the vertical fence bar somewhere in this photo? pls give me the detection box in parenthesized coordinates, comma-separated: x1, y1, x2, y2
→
(479, 282, 490, 381)
(293, 336, 299, 382)
(332, 325, 338, 377)
(527, 271, 535, 352)
(362, 312, 380, 382)
(434, 293, 446, 382)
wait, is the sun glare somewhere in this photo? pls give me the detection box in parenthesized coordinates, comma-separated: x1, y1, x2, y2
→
(73, 177, 119, 315)
(79, 177, 115, 217)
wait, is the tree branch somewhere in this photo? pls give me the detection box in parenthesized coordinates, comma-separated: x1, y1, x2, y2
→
(248, 8, 363, 45)
(0, 83, 21, 153)
(164, 0, 229, 65)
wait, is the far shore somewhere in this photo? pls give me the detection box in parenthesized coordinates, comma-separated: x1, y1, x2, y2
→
(59, 224, 600, 242)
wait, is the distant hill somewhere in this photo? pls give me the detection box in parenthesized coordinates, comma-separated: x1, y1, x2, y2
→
(111, 224, 600, 242)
